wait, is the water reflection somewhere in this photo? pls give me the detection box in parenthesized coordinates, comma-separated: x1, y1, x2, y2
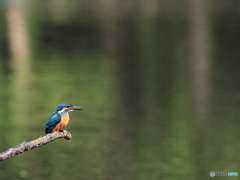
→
(0, 1, 239, 180)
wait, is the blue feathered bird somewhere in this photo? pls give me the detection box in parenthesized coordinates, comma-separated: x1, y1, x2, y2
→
(45, 102, 85, 134)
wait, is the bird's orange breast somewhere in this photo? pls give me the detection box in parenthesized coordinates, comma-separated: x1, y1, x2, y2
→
(61, 112, 70, 126)
(52, 113, 70, 132)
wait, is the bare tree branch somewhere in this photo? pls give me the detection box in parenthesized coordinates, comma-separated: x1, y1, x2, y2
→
(0, 130, 72, 161)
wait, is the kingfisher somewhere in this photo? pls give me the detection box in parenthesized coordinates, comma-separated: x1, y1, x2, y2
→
(45, 102, 85, 134)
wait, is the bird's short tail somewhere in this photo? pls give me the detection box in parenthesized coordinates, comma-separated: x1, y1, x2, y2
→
(45, 129, 50, 134)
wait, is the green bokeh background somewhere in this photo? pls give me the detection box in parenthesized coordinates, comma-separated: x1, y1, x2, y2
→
(0, 0, 239, 180)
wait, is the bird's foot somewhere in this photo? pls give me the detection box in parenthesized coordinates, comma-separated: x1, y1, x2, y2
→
(58, 130, 72, 140)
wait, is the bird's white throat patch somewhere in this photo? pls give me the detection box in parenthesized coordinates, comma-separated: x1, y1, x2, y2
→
(58, 109, 73, 115)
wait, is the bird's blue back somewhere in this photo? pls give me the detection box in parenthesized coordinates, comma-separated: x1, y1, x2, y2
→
(45, 112, 61, 133)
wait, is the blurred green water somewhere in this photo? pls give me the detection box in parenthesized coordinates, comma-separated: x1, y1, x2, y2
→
(0, 1, 240, 180)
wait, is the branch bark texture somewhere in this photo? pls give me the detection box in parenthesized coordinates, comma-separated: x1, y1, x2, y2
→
(0, 130, 72, 161)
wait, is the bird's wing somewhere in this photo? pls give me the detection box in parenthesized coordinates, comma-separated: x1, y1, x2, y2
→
(45, 112, 61, 133)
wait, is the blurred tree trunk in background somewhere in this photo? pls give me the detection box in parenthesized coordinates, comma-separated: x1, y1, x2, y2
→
(98, 1, 140, 179)
(97, 0, 121, 57)
(189, 0, 211, 129)
(188, 0, 212, 177)
(50, 0, 67, 22)
(6, 0, 31, 142)
(5, 0, 32, 177)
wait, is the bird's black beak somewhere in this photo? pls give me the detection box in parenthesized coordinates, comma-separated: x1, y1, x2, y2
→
(72, 106, 86, 110)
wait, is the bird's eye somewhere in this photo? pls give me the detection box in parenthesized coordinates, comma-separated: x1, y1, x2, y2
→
(66, 106, 70, 108)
